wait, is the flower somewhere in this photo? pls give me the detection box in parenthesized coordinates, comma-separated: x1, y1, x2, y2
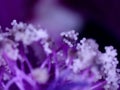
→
(0, 20, 119, 90)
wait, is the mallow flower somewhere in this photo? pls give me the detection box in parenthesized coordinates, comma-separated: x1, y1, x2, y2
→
(0, 20, 119, 90)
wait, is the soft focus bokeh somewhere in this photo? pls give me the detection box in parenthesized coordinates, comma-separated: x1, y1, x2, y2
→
(0, 0, 120, 33)
(0, 0, 120, 90)
(0, 0, 83, 39)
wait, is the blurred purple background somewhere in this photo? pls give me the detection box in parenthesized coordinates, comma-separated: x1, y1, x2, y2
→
(0, 0, 37, 28)
(0, 0, 120, 38)
(60, 0, 120, 37)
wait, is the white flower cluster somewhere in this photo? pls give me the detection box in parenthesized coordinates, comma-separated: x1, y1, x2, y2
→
(73, 38, 119, 90)
(4, 44, 19, 60)
(0, 38, 19, 61)
(61, 30, 79, 47)
(71, 38, 98, 73)
(0, 20, 51, 67)
(61, 31, 120, 90)
(0, 20, 119, 90)
(9, 20, 48, 45)
(99, 46, 119, 90)
(9, 20, 52, 55)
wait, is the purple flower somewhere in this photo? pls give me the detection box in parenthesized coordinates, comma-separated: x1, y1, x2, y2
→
(0, 20, 119, 90)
